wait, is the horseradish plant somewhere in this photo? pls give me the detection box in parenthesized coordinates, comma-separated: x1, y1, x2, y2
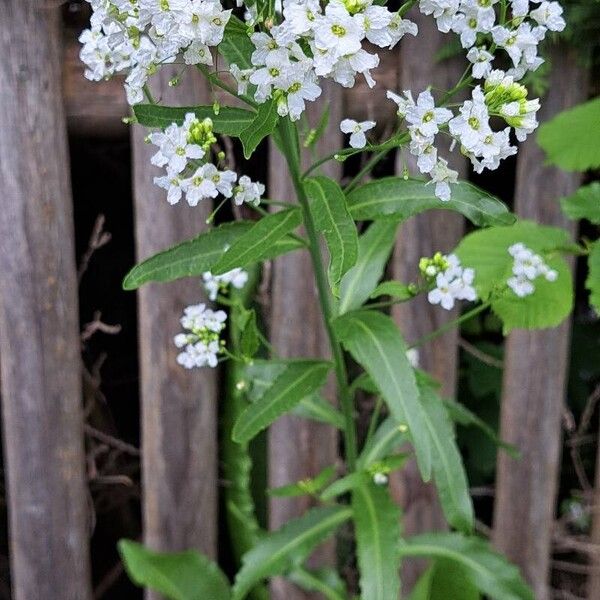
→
(81, 0, 579, 597)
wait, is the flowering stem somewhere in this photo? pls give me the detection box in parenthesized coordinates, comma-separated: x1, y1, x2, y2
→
(410, 301, 491, 349)
(279, 117, 358, 471)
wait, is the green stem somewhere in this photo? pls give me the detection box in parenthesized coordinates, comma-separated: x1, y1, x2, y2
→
(279, 118, 358, 470)
(410, 301, 491, 349)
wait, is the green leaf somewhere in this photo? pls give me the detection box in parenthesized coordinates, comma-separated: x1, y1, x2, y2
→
(305, 176, 358, 294)
(455, 221, 574, 333)
(133, 104, 255, 136)
(232, 506, 352, 600)
(118, 540, 231, 600)
(219, 16, 255, 70)
(338, 221, 399, 314)
(418, 383, 474, 533)
(537, 97, 600, 172)
(239, 99, 279, 159)
(319, 472, 364, 501)
(213, 209, 303, 275)
(291, 393, 345, 429)
(333, 310, 432, 480)
(288, 567, 346, 600)
(346, 178, 514, 227)
(409, 561, 480, 600)
(398, 533, 534, 600)
(232, 360, 331, 443)
(268, 465, 336, 498)
(352, 476, 402, 600)
(560, 182, 600, 224)
(357, 418, 408, 469)
(443, 399, 519, 458)
(240, 310, 260, 358)
(123, 222, 303, 290)
(587, 240, 600, 314)
(370, 280, 416, 300)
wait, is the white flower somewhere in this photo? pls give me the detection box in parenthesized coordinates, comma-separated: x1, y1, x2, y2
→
(180, 0, 231, 46)
(507, 275, 535, 297)
(230, 63, 255, 96)
(425, 252, 478, 310)
(149, 121, 205, 174)
(154, 172, 186, 205)
(183, 41, 213, 66)
(530, 1, 565, 31)
(234, 175, 265, 206)
(340, 118, 376, 148)
(467, 46, 493, 79)
(430, 158, 458, 202)
(449, 86, 492, 152)
(406, 348, 420, 368)
(506, 243, 558, 297)
(182, 164, 219, 206)
(428, 273, 457, 310)
(372, 472, 389, 486)
(419, 0, 461, 33)
(452, 2, 496, 49)
(202, 268, 248, 300)
(283, 0, 322, 35)
(314, 2, 364, 59)
(405, 90, 452, 138)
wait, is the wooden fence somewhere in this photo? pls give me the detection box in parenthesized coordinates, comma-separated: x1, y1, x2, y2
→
(0, 2, 598, 599)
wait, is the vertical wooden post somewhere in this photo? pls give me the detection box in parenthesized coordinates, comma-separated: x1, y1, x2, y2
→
(492, 46, 588, 600)
(390, 10, 468, 591)
(268, 83, 342, 600)
(0, 3, 92, 599)
(131, 68, 218, 586)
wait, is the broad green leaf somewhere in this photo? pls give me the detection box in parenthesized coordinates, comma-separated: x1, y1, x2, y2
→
(338, 221, 399, 314)
(409, 561, 480, 600)
(268, 465, 336, 498)
(118, 540, 231, 600)
(133, 104, 255, 136)
(291, 393, 345, 429)
(455, 221, 574, 333)
(123, 221, 302, 290)
(232, 506, 352, 600)
(346, 178, 514, 227)
(418, 383, 474, 533)
(443, 399, 519, 458)
(357, 418, 408, 469)
(353, 476, 402, 600)
(333, 311, 432, 480)
(587, 241, 600, 314)
(370, 280, 416, 300)
(239, 99, 279, 159)
(219, 16, 255, 70)
(213, 209, 303, 274)
(560, 182, 600, 224)
(398, 533, 534, 600)
(537, 97, 600, 172)
(232, 360, 331, 443)
(305, 176, 358, 293)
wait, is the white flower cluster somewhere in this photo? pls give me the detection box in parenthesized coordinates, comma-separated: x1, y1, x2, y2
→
(202, 268, 249, 300)
(150, 112, 265, 206)
(385, 0, 564, 201)
(506, 243, 557, 298)
(229, 0, 418, 120)
(80, 0, 232, 104)
(421, 252, 477, 311)
(174, 303, 227, 368)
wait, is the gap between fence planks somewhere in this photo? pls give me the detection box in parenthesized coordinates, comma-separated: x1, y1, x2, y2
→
(267, 81, 342, 600)
(0, 2, 92, 599)
(492, 45, 589, 600)
(390, 10, 468, 592)
(131, 67, 218, 600)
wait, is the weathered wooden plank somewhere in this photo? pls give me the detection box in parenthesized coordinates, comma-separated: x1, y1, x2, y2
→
(0, 3, 92, 599)
(492, 46, 588, 600)
(390, 10, 468, 592)
(268, 82, 342, 600)
(589, 413, 600, 598)
(131, 67, 218, 598)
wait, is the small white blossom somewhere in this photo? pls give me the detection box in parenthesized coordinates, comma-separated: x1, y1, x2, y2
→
(234, 175, 265, 206)
(506, 243, 558, 297)
(340, 118, 376, 148)
(203, 268, 249, 300)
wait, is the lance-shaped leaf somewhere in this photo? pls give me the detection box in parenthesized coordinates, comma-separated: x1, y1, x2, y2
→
(232, 506, 352, 600)
(291, 393, 345, 429)
(357, 418, 408, 469)
(123, 221, 303, 290)
(333, 310, 432, 480)
(219, 16, 255, 70)
(409, 561, 480, 600)
(232, 360, 331, 443)
(346, 177, 514, 227)
(370, 280, 416, 300)
(418, 384, 474, 533)
(118, 540, 231, 600)
(133, 104, 255, 136)
(305, 176, 358, 294)
(352, 476, 402, 600)
(398, 533, 534, 600)
(239, 99, 279, 159)
(338, 221, 399, 314)
(213, 208, 303, 275)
